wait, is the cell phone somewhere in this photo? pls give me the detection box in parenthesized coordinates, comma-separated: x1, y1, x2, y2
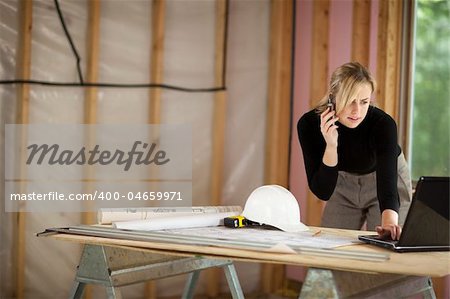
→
(327, 94, 335, 111)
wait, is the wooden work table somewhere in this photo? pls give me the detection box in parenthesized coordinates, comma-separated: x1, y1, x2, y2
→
(41, 226, 450, 298)
(47, 226, 449, 277)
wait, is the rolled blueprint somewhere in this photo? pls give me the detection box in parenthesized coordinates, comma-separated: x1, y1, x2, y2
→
(98, 205, 242, 224)
(112, 211, 238, 231)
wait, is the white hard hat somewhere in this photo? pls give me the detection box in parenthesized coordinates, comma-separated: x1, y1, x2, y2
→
(242, 185, 308, 233)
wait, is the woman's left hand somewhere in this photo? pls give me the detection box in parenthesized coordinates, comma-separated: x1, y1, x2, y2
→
(375, 224, 402, 240)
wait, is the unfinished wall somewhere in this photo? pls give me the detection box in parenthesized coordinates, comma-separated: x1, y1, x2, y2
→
(0, 0, 270, 298)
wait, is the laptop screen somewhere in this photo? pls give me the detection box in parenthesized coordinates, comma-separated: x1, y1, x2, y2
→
(398, 177, 449, 247)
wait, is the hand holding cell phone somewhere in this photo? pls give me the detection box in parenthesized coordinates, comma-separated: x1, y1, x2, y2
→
(320, 94, 339, 148)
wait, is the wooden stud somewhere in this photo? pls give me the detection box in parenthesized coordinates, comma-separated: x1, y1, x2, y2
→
(262, 0, 294, 294)
(15, 0, 32, 125)
(397, 0, 414, 156)
(307, 0, 330, 227)
(81, 3, 101, 299)
(82, 0, 100, 226)
(264, 0, 293, 186)
(145, 1, 166, 298)
(84, 0, 100, 124)
(210, 0, 227, 212)
(13, 2, 33, 298)
(149, 0, 165, 125)
(206, 0, 228, 297)
(351, 0, 371, 66)
(376, 0, 402, 121)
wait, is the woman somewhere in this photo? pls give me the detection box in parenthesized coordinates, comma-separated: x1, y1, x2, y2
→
(297, 62, 411, 240)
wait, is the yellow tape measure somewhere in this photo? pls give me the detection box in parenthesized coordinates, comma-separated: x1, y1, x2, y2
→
(224, 216, 247, 228)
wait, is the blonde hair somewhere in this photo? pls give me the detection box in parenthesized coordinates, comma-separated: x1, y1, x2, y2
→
(315, 62, 376, 114)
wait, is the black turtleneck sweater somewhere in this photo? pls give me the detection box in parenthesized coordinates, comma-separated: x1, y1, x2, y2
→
(297, 106, 401, 212)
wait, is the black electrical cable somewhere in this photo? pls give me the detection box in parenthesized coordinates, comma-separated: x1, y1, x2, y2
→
(54, 0, 84, 84)
(221, 0, 230, 88)
(0, 79, 226, 92)
(0, 0, 227, 93)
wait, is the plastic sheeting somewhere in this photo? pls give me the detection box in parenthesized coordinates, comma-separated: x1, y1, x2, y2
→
(0, 0, 270, 298)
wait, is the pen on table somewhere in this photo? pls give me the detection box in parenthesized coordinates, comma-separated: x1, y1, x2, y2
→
(312, 230, 322, 237)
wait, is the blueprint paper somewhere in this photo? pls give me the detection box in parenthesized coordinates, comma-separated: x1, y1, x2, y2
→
(112, 212, 238, 231)
(162, 226, 356, 249)
(99, 205, 242, 224)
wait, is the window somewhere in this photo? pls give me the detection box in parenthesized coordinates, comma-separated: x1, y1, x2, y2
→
(409, 0, 450, 180)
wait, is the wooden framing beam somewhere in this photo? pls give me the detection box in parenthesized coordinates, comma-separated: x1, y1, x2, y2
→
(397, 0, 414, 155)
(261, 0, 294, 294)
(81, 3, 101, 299)
(307, 0, 330, 227)
(84, 0, 100, 126)
(210, 0, 227, 215)
(15, 0, 32, 125)
(351, 0, 371, 66)
(145, 1, 166, 298)
(376, 0, 403, 121)
(13, 2, 33, 298)
(82, 0, 100, 226)
(149, 0, 165, 125)
(264, 1, 294, 187)
(207, 0, 228, 297)
(264, 0, 294, 186)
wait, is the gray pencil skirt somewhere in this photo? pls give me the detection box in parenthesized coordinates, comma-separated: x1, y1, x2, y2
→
(321, 153, 412, 230)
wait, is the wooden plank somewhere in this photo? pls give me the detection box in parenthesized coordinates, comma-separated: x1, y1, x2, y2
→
(376, 0, 402, 121)
(149, 0, 165, 125)
(307, 0, 330, 227)
(146, 1, 166, 297)
(264, 0, 293, 186)
(397, 0, 414, 155)
(48, 226, 450, 277)
(82, 3, 101, 299)
(84, 0, 100, 126)
(13, 1, 33, 298)
(43, 226, 387, 261)
(351, 0, 371, 66)
(262, 0, 294, 294)
(15, 0, 32, 125)
(210, 0, 227, 210)
(207, 0, 228, 297)
(264, 0, 293, 207)
(82, 0, 100, 226)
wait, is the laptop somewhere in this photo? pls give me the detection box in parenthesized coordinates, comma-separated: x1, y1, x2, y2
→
(358, 176, 450, 252)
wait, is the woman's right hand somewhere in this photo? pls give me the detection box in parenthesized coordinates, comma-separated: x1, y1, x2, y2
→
(320, 107, 339, 148)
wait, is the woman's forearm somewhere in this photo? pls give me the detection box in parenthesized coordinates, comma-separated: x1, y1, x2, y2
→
(322, 145, 338, 167)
